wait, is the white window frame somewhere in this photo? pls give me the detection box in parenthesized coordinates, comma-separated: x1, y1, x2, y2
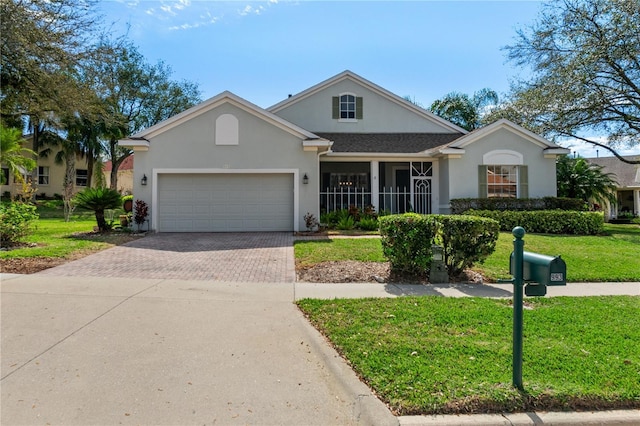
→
(487, 165, 518, 198)
(339, 93, 357, 122)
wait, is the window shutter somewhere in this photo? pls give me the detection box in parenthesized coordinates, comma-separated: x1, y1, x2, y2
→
(478, 165, 488, 198)
(356, 97, 363, 119)
(332, 96, 339, 119)
(519, 165, 528, 198)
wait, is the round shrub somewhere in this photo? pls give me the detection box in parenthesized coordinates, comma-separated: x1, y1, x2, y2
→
(434, 215, 500, 276)
(0, 201, 39, 245)
(379, 213, 439, 276)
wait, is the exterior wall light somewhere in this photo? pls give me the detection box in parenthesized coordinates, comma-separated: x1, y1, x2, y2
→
(141, 174, 148, 186)
(303, 173, 309, 184)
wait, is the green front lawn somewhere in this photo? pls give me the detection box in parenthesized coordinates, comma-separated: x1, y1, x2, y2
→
(295, 238, 385, 268)
(294, 224, 640, 282)
(1, 202, 135, 260)
(298, 295, 640, 415)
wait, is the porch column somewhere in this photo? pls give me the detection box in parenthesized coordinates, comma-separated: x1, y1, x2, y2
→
(370, 160, 379, 212)
(635, 190, 640, 216)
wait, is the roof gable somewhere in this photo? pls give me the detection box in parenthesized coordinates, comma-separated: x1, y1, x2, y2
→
(121, 91, 326, 143)
(447, 119, 569, 152)
(268, 70, 468, 134)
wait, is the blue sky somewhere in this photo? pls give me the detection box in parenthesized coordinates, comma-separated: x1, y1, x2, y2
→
(98, 0, 639, 158)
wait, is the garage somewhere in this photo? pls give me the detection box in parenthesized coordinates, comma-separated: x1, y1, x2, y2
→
(157, 173, 294, 232)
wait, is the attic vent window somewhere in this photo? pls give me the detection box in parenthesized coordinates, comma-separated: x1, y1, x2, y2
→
(332, 94, 363, 121)
(215, 113, 239, 145)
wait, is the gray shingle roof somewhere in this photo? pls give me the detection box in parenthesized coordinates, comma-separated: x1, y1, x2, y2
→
(315, 133, 464, 153)
(586, 156, 640, 188)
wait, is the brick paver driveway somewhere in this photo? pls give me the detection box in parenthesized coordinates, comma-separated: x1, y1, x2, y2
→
(38, 233, 295, 282)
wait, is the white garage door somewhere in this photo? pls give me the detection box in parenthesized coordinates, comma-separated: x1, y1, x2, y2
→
(157, 173, 293, 232)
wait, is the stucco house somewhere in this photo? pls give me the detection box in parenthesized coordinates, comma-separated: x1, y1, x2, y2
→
(1, 135, 92, 199)
(119, 71, 569, 232)
(586, 156, 640, 219)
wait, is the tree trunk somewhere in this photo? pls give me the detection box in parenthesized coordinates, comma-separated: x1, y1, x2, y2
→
(62, 150, 76, 222)
(86, 155, 94, 188)
(95, 209, 106, 232)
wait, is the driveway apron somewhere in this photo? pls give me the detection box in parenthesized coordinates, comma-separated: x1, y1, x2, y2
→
(37, 232, 296, 283)
(1, 233, 394, 425)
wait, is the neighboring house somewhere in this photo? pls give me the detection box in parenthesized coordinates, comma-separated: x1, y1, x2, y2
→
(1, 136, 92, 199)
(586, 156, 640, 219)
(119, 71, 569, 232)
(103, 155, 134, 195)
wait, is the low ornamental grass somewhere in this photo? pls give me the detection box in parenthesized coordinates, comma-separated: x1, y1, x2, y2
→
(298, 296, 640, 415)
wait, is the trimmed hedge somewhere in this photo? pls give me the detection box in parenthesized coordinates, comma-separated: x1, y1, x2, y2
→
(379, 213, 500, 278)
(466, 209, 604, 235)
(435, 215, 500, 276)
(379, 213, 439, 276)
(450, 197, 587, 213)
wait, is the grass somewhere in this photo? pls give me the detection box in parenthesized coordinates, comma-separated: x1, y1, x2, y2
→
(294, 224, 640, 282)
(298, 295, 640, 415)
(294, 238, 386, 268)
(1, 203, 133, 260)
(475, 224, 640, 282)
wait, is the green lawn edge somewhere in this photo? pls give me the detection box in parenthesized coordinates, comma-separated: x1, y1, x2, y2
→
(298, 295, 640, 415)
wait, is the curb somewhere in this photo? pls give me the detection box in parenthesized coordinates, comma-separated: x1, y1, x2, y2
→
(294, 306, 399, 426)
(399, 410, 640, 425)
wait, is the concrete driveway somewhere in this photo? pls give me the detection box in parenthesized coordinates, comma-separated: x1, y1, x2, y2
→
(37, 232, 296, 283)
(0, 274, 394, 425)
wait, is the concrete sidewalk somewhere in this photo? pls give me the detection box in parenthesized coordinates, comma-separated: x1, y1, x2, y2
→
(2, 274, 638, 425)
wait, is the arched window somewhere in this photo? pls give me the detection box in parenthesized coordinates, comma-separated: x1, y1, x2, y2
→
(215, 114, 239, 145)
(332, 93, 363, 120)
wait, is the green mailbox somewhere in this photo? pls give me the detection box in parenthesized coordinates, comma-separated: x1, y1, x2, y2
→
(510, 251, 567, 286)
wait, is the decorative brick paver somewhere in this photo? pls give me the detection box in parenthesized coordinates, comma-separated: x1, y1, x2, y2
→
(38, 233, 296, 282)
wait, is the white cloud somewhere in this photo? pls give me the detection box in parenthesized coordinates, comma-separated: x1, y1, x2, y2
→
(239, 5, 265, 16)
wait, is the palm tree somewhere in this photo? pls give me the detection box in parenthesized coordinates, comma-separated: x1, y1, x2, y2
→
(73, 187, 122, 231)
(430, 88, 499, 131)
(556, 155, 618, 208)
(0, 125, 36, 185)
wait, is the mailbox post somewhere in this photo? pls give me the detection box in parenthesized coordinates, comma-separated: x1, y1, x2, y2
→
(499, 226, 567, 391)
(510, 227, 525, 390)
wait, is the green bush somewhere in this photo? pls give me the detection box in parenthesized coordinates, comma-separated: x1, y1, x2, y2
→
(379, 213, 439, 276)
(434, 215, 500, 276)
(450, 197, 587, 213)
(0, 202, 39, 245)
(466, 209, 604, 235)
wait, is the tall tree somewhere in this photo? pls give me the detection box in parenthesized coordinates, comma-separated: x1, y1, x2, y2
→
(86, 40, 201, 189)
(556, 155, 618, 208)
(0, 0, 100, 131)
(501, 0, 640, 163)
(429, 89, 499, 131)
